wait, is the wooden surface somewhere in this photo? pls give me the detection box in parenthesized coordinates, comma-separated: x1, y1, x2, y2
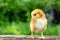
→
(0, 35, 60, 40)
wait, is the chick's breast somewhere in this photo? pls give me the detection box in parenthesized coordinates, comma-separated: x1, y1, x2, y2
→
(35, 18, 47, 32)
(30, 18, 47, 32)
(35, 19, 45, 29)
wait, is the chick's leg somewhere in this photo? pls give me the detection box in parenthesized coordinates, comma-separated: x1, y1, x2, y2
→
(31, 31, 35, 38)
(41, 32, 45, 39)
(39, 32, 45, 39)
(41, 32, 44, 37)
(30, 26, 36, 38)
(31, 32, 34, 37)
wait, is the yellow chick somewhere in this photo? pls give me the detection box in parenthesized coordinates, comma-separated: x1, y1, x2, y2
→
(30, 9, 47, 39)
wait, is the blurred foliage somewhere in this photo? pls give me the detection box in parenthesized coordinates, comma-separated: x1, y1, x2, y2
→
(0, 0, 60, 35)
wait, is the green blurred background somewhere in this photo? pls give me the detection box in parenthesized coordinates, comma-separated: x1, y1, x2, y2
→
(0, 0, 60, 35)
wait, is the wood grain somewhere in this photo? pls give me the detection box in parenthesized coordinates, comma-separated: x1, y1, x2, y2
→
(0, 35, 60, 40)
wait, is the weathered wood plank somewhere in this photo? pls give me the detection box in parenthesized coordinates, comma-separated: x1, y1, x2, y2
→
(0, 35, 60, 40)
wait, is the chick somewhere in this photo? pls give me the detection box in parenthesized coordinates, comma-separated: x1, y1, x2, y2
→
(30, 9, 47, 39)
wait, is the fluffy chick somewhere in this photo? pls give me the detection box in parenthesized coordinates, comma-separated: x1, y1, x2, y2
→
(30, 9, 47, 39)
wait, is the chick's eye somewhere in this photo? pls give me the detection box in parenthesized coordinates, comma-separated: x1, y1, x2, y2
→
(34, 14, 36, 16)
